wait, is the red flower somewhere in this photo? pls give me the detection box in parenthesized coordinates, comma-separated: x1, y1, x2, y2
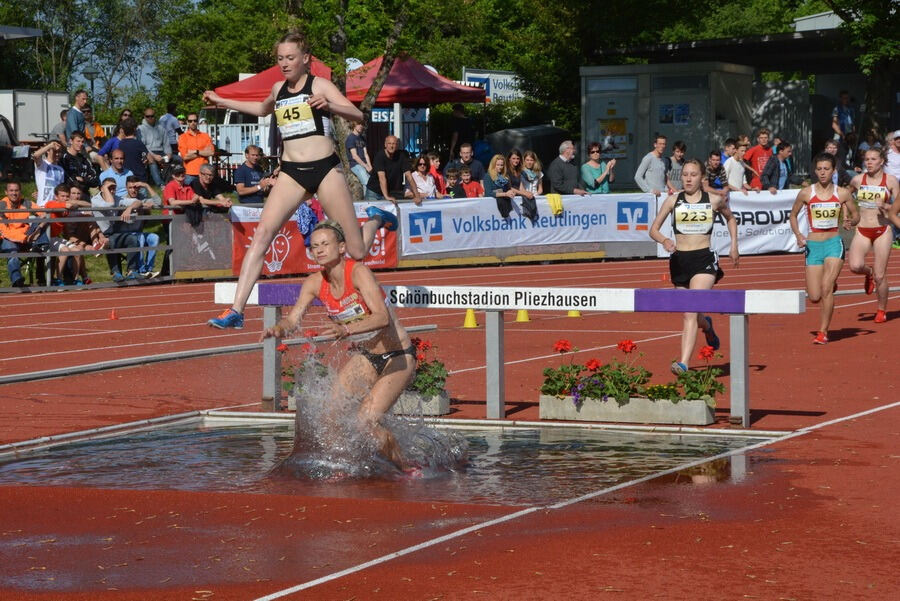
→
(698, 345, 715, 361)
(553, 339, 572, 353)
(411, 336, 422, 349)
(303, 329, 319, 338)
(416, 353, 426, 362)
(585, 358, 603, 371)
(300, 343, 314, 354)
(276, 343, 289, 353)
(617, 339, 637, 354)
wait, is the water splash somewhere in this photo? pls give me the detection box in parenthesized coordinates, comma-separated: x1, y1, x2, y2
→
(275, 349, 467, 481)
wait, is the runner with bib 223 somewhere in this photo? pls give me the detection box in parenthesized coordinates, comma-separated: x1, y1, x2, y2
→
(203, 31, 398, 330)
(650, 158, 739, 375)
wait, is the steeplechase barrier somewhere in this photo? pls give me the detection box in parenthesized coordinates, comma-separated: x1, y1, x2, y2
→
(215, 283, 805, 427)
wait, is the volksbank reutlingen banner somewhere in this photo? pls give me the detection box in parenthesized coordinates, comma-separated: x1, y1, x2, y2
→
(655, 189, 804, 258)
(400, 194, 656, 255)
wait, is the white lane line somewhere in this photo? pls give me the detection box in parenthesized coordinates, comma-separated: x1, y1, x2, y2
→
(255, 399, 900, 601)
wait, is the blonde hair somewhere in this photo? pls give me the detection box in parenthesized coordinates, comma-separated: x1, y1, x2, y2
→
(313, 219, 344, 242)
(274, 31, 311, 55)
(523, 149, 542, 173)
(487, 154, 507, 181)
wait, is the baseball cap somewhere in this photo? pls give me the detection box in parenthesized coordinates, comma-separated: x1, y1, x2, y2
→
(892, 130, 900, 139)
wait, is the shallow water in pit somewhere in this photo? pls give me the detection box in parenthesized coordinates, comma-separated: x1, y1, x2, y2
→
(0, 423, 762, 506)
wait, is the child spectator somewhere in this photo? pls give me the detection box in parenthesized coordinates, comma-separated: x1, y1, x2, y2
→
(444, 168, 464, 198)
(427, 152, 446, 196)
(43, 183, 86, 286)
(63, 184, 106, 284)
(460, 166, 483, 198)
(720, 138, 737, 167)
(665, 140, 686, 192)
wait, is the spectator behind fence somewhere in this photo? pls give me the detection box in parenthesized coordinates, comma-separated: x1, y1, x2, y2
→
(444, 168, 464, 198)
(233, 145, 275, 204)
(60, 132, 99, 189)
(581, 141, 615, 194)
(427, 152, 445, 196)
(634, 135, 667, 195)
(99, 149, 133, 200)
(704, 150, 727, 198)
(760, 142, 794, 193)
(345, 122, 372, 188)
(743, 128, 772, 190)
(1, 181, 50, 287)
(65, 89, 89, 143)
(365, 135, 415, 202)
(118, 118, 149, 184)
(189, 164, 234, 225)
(406, 154, 436, 202)
(158, 103, 181, 155)
(50, 109, 68, 145)
(32, 140, 66, 206)
(118, 178, 162, 277)
(547, 140, 587, 195)
(823, 140, 854, 187)
(81, 106, 106, 169)
(484, 154, 516, 219)
(137, 107, 169, 188)
(459, 166, 483, 198)
(91, 178, 142, 282)
(720, 138, 737, 167)
(832, 90, 857, 164)
(507, 148, 538, 222)
(178, 112, 214, 185)
(665, 141, 686, 192)
(64, 184, 106, 285)
(443, 143, 484, 183)
(724, 141, 750, 195)
(43, 183, 86, 286)
(448, 103, 474, 160)
(521, 150, 543, 197)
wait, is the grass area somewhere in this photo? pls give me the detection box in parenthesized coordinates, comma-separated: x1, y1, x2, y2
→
(6, 181, 166, 285)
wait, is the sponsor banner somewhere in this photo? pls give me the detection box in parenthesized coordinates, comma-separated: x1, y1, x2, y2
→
(401, 194, 656, 255)
(230, 203, 398, 276)
(655, 190, 803, 258)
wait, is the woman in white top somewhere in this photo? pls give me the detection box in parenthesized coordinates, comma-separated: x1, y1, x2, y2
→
(405, 154, 436, 200)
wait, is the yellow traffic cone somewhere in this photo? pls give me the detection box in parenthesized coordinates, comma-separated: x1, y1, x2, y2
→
(567, 310, 581, 318)
(463, 308, 479, 328)
(515, 309, 530, 322)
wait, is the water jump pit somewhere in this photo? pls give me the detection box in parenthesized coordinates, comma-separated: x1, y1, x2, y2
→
(0, 411, 783, 507)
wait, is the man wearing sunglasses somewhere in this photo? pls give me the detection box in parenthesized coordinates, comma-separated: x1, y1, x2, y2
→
(138, 107, 170, 187)
(177, 111, 214, 185)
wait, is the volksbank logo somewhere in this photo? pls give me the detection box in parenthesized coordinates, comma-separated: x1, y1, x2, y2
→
(616, 201, 649, 231)
(408, 211, 443, 243)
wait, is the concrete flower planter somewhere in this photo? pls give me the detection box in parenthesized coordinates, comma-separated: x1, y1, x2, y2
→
(539, 394, 714, 425)
(390, 390, 451, 416)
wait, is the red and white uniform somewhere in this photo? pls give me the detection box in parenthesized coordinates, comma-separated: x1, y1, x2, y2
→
(807, 190, 841, 233)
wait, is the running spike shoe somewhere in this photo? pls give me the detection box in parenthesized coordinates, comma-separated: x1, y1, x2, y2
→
(864, 272, 874, 295)
(702, 315, 720, 350)
(874, 310, 887, 324)
(812, 331, 828, 345)
(365, 206, 398, 231)
(208, 308, 244, 329)
(670, 361, 688, 375)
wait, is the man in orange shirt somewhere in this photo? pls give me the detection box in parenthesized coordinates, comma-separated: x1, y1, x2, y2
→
(743, 128, 773, 191)
(177, 111, 214, 185)
(0, 181, 50, 287)
(43, 183, 86, 286)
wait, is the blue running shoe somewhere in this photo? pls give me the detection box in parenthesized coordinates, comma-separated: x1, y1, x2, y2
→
(671, 361, 688, 375)
(208, 308, 244, 329)
(702, 315, 720, 350)
(365, 206, 398, 231)
(112, 272, 125, 283)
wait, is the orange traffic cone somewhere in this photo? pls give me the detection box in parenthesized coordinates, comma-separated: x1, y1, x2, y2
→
(109, 309, 118, 320)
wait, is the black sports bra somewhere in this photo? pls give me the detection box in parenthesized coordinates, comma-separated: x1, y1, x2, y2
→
(671, 190, 714, 236)
(274, 76, 332, 141)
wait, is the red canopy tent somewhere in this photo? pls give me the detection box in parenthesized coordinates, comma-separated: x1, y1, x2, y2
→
(212, 57, 333, 102)
(345, 55, 485, 106)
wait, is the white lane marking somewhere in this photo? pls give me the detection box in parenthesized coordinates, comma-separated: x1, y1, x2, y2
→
(255, 400, 900, 600)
